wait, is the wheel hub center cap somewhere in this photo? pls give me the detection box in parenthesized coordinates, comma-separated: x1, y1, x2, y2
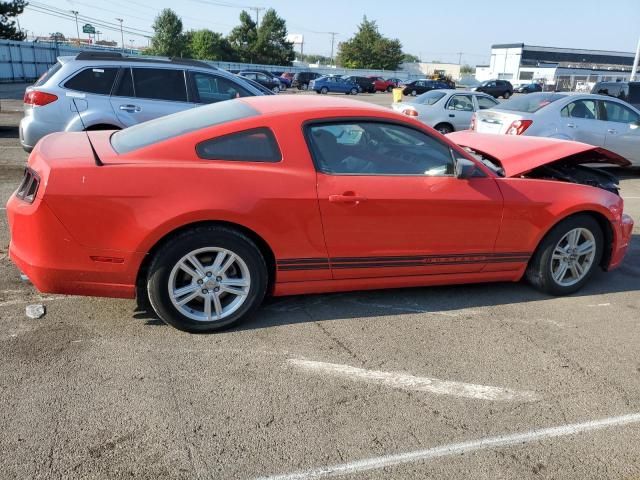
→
(204, 279, 219, 289)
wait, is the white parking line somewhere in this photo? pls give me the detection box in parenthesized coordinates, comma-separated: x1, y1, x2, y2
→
(257, 413, 640, 480)
(287, 359, 538, 402)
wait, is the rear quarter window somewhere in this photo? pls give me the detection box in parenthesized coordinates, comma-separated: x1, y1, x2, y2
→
(34, 61, 62, 86)
(64, 67, 118, 94)
(196, 128, 281, 162)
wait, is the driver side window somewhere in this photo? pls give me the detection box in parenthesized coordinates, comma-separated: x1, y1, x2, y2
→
(306, 121, 454, 176)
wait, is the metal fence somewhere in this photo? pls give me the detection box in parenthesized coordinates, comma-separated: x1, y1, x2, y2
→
(0, 39, 410, 83)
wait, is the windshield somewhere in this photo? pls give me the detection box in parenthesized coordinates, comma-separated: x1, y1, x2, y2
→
(415, 91, 446, 105)
(496, 93, 566, 113)
(111, 100, 259, 154)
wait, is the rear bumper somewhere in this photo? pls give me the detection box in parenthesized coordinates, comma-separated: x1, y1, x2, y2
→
(607, 213, 634, 270)
(19, 114, 58, 152)
(6, 194, 140, 298)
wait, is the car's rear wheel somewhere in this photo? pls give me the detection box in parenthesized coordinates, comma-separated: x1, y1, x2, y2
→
(147, 226, 268, 333)
(503, 91, 511, 99)
(386, 86, 393, 93)
(301, 83, 308, 90)
(526, 215, 603, 296)
(350, 87, 359, 95)
(434, 123, 454, 134)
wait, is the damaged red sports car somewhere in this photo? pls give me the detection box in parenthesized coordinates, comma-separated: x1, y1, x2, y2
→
(6, 96, 634, 332)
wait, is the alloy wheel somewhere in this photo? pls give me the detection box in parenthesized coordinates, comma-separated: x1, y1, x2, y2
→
(550, 228, 596, 287)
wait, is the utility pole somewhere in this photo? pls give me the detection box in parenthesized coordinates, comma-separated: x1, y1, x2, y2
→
(631, 35, 640, 81)
(96, 30, 102, 43)
(70, 10, 80, 45)
(457, 52, 463, 65)
(250, 7, 265, 27)
(115, 18, 124, 53)
(328, 32, 338, 66)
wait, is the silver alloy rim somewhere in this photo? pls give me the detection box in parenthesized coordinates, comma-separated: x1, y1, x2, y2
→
(550, 228, 596, 287)
(168, 247, 251, 322)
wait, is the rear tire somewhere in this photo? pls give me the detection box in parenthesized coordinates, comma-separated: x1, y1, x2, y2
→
(147, 226, 268, 333)
(386, 86, 393, 93)
(526, 215, 603, 296)
(350, 87, 358, 95)
(434, 123, 454, 134)
(503, 91, 511, 99)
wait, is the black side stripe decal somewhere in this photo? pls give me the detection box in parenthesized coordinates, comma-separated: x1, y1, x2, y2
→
(277, 253, 532, 271)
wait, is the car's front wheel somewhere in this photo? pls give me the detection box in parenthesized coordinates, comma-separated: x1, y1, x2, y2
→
(350, 87, 359, 95)
(320, 87, 329, 94)
(147, 226, 268, 333)
(411, 90, 417, 96)
(526, 215, 603, 295)
(503, 91, 511, 99)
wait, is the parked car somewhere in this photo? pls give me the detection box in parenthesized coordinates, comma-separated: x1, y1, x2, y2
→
(402, 80, 450, 96)
(516, 83, 543, 94)
(386, 78, 405, 88)
(249, 69, 289, 89)
(471, 92, 640, 165)
(235, 75, 276, 95)
(310, 76, 360, 95)
(342, 75, 376, 93)
(7, 96, 633, 332)
(391, 89, 499, 134)
(292, 71, 323, 90)
(591, 81, 640, 109)
(238, 71, 281, 93)
(472, 79, 514, 99)
(368, 76, 396, 93)
(19, 52, 265, 152)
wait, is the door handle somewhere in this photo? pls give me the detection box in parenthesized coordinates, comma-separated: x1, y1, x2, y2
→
(329, 193, 367, 204)
(119, 104, 141, 112)
(566, 123, 576, 128)
(607, 129, 617, 134)
(448, 114, 455, 118)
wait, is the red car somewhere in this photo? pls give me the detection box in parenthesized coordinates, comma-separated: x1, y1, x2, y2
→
(368, 76, 396, 93)
(7, 96, 633, 332)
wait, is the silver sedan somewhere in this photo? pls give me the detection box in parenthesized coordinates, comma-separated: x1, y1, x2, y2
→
(472, 92, 640, 165)
(391, 89, 499, 134)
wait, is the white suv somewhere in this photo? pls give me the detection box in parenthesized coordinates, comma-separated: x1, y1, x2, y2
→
(20, 51, 265, 152)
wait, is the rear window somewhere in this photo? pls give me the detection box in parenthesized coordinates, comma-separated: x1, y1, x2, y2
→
(416, 90, 446, 105)
(110, 100, 259, 154)
(497, 93, 565, 113)
(34, 61, 62, 87)
(196, 128, 281, 162)
(64, 67, 118, 95)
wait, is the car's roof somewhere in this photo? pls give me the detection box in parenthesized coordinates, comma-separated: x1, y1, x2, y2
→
(237, 95, 389, 116)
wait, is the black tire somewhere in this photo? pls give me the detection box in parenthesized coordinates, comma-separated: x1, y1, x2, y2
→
(386, 86, 393, 93)
(503, 91, 511, 99)
(350, 87, 358, 95)
(301, 83, 308, 90)
(147, 226, 268, 333)
(411, 90, 417, 96)
(434, 123, 454, 134)
(525, 215, 603, 296)
(320, 87, 329, 94)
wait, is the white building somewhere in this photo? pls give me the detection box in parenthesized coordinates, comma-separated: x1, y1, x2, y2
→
(476, 43, 635, 91)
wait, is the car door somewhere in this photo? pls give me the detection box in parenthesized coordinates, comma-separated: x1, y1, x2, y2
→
(444, 94, 475, 131)
(558, 98, 605, 146)
(306, 120, 504, 280)
(600, 99, 640, 164)
(111, 67, 194, 126)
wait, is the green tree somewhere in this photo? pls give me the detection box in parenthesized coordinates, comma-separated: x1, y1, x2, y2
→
(460, 64, 474, 75)
(187, 29, 236, 61)
(148, 8, 185, 57)
(336, 17, 403, 70)
(253, 9, 295, 65)
(402, 53, 420, 63)
(0, 0, 27, 40)
(227, 11, 257, 63)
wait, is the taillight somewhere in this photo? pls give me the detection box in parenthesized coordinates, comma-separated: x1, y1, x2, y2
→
(23, 90, 58, 107)
(16, 168, 40, 203)
(403, 108, 418, 117)
(506, 119, 533, 135)
(470, 113, 477, 130)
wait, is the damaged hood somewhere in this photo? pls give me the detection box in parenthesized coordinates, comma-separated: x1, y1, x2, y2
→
(447, 131, 630, 177)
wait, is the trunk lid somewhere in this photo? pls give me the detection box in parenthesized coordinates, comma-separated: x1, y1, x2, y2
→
(473, 109, 525, 134)
(448, 131, 631, 177)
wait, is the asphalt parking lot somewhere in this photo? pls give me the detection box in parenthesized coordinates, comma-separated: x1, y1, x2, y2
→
(1, 86, 640, 480)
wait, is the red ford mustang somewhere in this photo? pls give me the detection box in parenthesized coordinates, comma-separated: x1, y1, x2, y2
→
(6, 96, 634, 332)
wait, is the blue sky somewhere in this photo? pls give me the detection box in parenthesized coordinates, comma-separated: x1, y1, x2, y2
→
(19, 0, 640, 64)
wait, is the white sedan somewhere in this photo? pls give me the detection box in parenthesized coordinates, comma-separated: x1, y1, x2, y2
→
(472, 92, 640, 165)
(391, 89, 500, 134)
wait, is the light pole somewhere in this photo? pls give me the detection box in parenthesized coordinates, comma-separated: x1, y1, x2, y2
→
(250, 7, 264, 26)
(129, 39, 135, 54)
(70, 10, 80, 45)
(96, 30, 102, 43)
(115, 18, 124, 53)
(328, 32, 338, 66)
(631, 35, 640, 81)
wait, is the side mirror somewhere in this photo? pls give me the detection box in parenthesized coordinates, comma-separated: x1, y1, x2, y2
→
(455, 158, 477, 179)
